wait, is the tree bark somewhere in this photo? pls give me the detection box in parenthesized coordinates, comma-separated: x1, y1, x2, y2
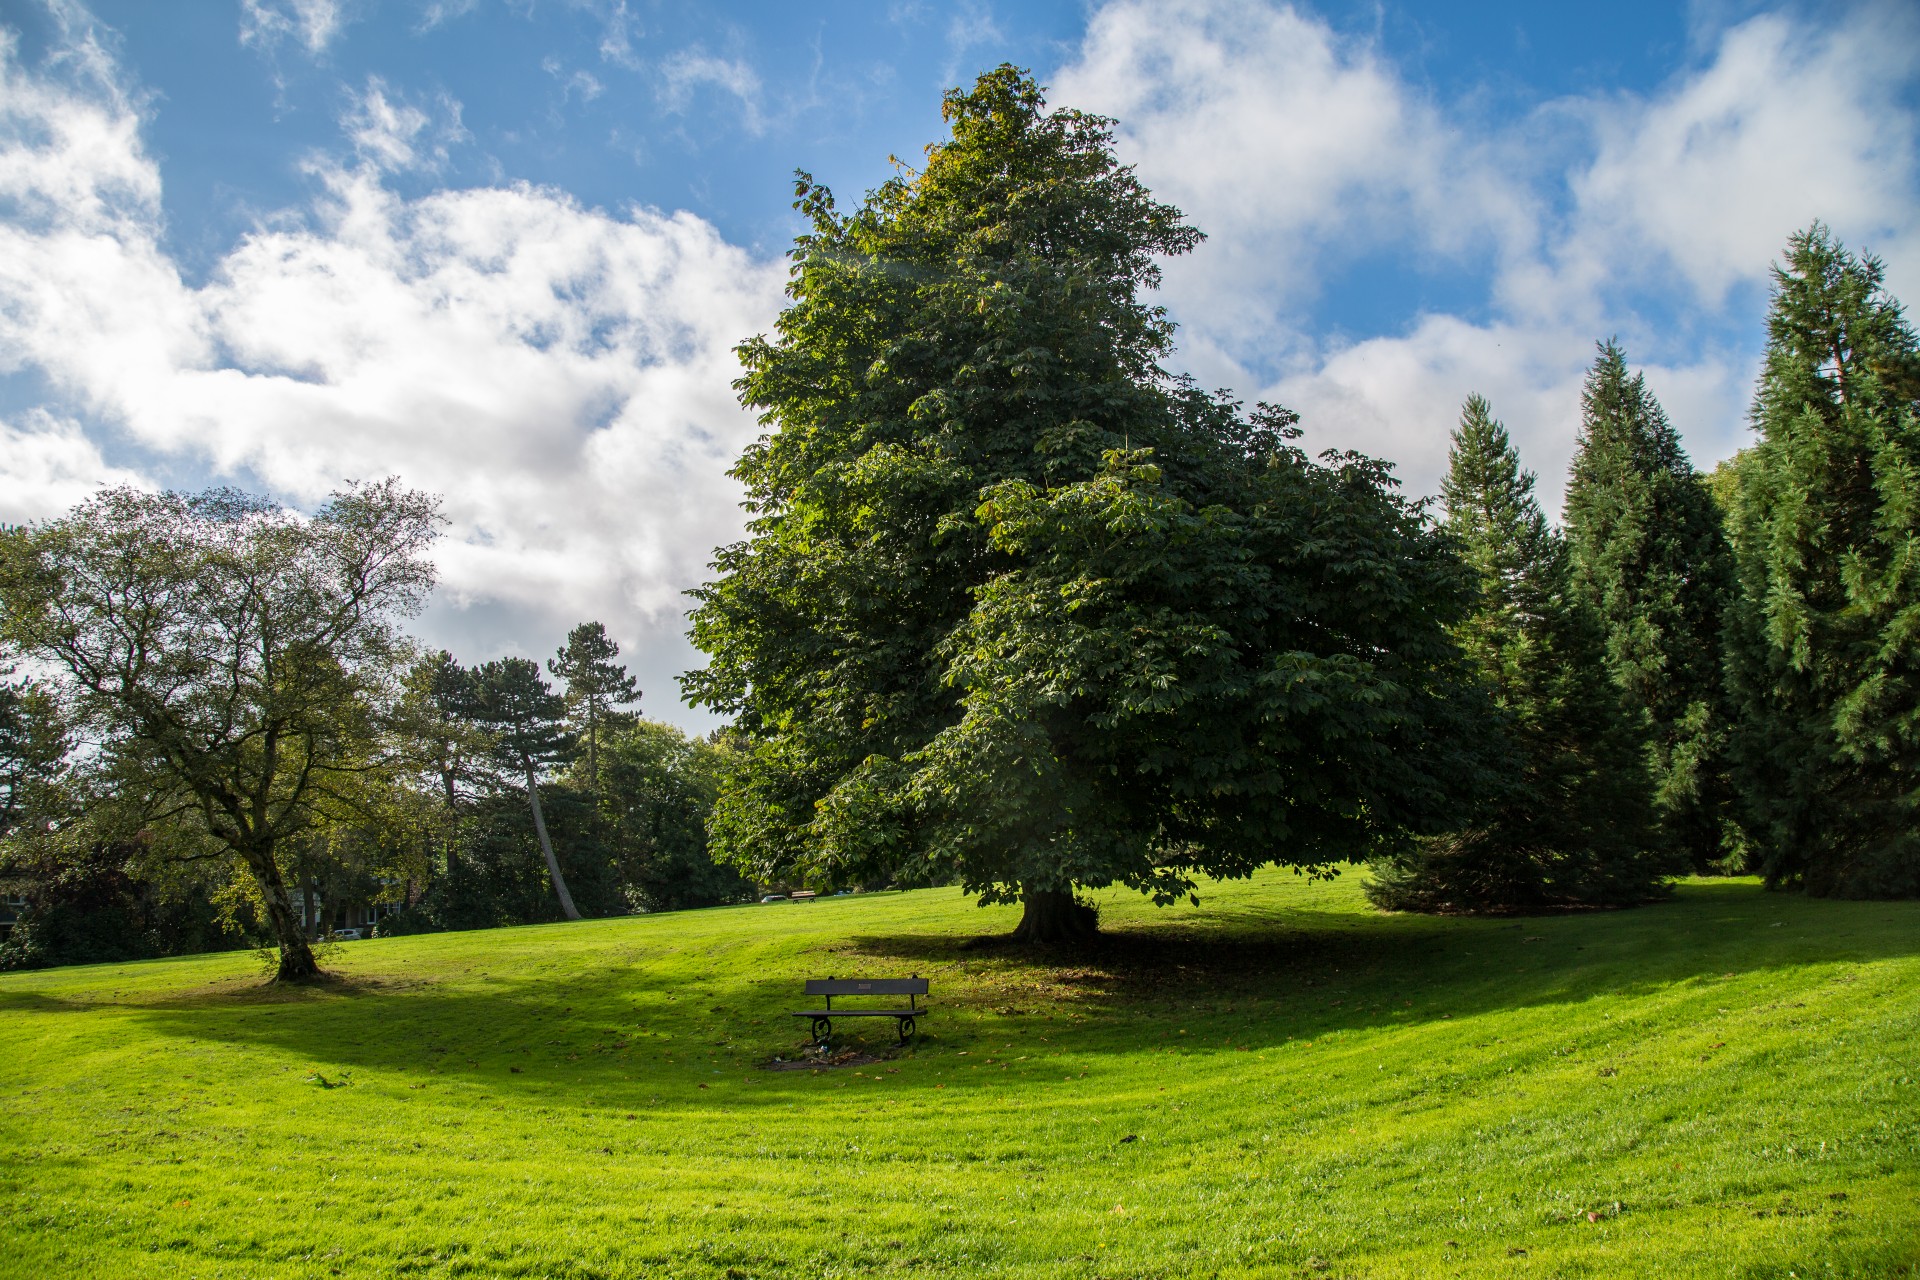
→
(1010, 886, 1098, 944)
(441, 769, 461, 879)
(247, 845, 321, 981)
(525, 761, 582, 920)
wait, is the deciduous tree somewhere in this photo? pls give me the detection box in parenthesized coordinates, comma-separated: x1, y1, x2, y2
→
(688, 67, 1495, 939)
(0, 481, 439, 980)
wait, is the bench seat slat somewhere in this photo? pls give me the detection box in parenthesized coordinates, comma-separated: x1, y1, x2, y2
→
(790, 1009, 918, 1018)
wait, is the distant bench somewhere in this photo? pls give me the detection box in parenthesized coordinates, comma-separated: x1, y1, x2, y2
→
(792, 977, 928, 1046)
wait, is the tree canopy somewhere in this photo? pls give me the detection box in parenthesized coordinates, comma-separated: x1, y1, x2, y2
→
(686, 66, 1496, 938)
(0, 480, 439, 980)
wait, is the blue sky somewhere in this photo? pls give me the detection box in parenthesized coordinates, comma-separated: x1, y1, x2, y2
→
(1, 0, 1916, 728)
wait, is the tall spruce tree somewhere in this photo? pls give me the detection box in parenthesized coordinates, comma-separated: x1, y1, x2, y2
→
(1726, 225, 1920, 898)
(686, 67, 1497, 939)
(1564, 341, 1736, 868)
(1369, 396, 1668, 911)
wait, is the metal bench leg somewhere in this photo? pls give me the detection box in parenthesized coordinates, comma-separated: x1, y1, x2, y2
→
(897, 1016, 916, 1045)
(810, 1016, 832, 1046)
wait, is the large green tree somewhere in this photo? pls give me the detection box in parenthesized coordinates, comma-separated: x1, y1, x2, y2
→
(1369, 396, 1667, 911)
(687, 67, 1495, 939)
(1726, 225, 1920, 897)
(1563, 341, 1736, 867)
(0, 481, 438, 980)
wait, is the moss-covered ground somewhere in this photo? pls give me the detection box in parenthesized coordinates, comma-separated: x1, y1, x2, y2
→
(0, 872, 1915, 1279)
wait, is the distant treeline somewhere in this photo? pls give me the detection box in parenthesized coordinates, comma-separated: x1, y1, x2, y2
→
(0, 613, 747, 972)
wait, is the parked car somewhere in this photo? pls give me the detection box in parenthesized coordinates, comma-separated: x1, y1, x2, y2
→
(330, 927, 365, 940)
(759, 894, 788, 904)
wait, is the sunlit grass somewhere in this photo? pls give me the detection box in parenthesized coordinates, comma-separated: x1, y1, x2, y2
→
(1, 872, 1915, 1278)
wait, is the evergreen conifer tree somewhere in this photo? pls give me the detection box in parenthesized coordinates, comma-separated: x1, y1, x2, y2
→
(1726, 225, 1920, 897)
(471, 658, 581, 920)
(1564, 341, 1737, 868)
(548, 622, 641, 789)
(1369, 396, 1668, 910)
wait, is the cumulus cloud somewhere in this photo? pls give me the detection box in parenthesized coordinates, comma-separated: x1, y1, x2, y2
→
(1550, 9, 1920, 312)
(1055, 0, 1532, 367)
(0, 411, 146, 522)
(1055, 0, 1920, 508)
(0, 20, 785, 723)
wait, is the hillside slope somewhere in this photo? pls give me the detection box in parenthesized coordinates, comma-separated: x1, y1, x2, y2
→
(0, 873, 1915, 1278)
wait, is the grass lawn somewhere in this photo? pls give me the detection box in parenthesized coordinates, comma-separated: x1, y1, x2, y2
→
(0, 872, 1915, 1279)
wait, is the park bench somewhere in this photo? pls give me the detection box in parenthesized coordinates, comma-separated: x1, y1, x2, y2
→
(792, 976, 928, 1046)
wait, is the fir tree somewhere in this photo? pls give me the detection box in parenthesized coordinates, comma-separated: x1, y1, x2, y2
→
(1563, 341, 1737, 868)
(1369, 396, 1668, 911)
(1726, 225, 1920, 898)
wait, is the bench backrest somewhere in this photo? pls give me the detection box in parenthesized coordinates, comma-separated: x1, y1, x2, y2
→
(805, 977, 928, 997)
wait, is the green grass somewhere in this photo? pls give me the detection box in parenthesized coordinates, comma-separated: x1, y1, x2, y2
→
(0, 873, 1915, 1280)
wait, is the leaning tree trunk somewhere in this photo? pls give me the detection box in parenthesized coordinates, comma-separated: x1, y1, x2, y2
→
(524, 762, 582, 921)
(1010, 886, 1098, 944)
(245, 843, 322, 981)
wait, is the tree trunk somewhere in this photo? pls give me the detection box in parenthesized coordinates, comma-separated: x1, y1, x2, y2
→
(525, 761, 582, 921)
(1010, 886, 1098, 944)
(441, 768, 461, 879)
(586, 704, 599, 791)
(247, 845, 321, 981)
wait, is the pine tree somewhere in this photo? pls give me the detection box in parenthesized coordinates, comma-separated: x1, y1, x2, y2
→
(1563, 341, 1737, 868)
(470, 658, 580, 920)
(548, 622, 640, 789)
(1726, 225, 1920, 897)
(1369, 396, 1668, 911)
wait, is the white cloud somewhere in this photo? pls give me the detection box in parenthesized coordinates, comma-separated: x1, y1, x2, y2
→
(0, 21, 786, 724)
(1551, 8, 1920, 312)
(0, 410, 145, 522)
(416, 0, 479, 33)
(595, 0, 643, 71)
(657, 49, 764, 135)
(341, 78, 439, 172)
(240, 0, 352, 57)
(1054, 0, 1534, 374)
(1054, 1, 1920, 506)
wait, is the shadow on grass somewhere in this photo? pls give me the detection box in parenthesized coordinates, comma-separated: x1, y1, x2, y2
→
(14, 880, 1916, 1108)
